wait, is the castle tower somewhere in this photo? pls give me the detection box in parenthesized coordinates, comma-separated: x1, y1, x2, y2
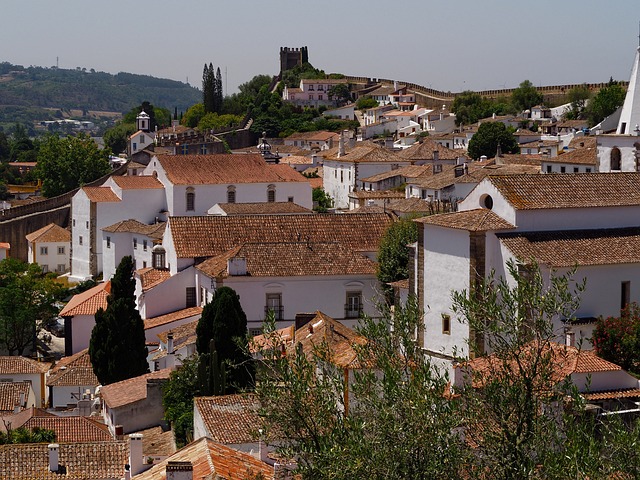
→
(136, 110, 151, 132)
(279, 46, 309, 73)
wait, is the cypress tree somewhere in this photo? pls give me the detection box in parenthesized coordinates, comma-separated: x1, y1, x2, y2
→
(89, 256, 149, 385)
(195, 287, 253, 392)
(215, 67, 223, 113)
(202, 63, 216, 114)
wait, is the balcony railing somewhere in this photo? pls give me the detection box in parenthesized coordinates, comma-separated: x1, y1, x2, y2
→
(265, 306, 284, 321)
(344, 304, 363, 319)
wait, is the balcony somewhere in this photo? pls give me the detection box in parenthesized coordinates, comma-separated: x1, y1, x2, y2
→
(344, 304, 363, 319)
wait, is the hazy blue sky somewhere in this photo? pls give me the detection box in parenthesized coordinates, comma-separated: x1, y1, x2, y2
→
(2, 1, 639, 94)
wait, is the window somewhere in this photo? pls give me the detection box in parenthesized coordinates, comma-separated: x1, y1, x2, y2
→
(106, 236, 111, 249)
(288, 196, 294, 203)
(318, 94, 323, 101)
(249, 328, 263, 336)
(40, 246, 48, 255)
(143, 240, 148, 251)
(73, 219, 76, 227)
(317, 84, 323, 91)
(267, 185, 276, 203)
(139, 134, 144, 143)
(132, 142, 137, 151)
(181, 144, 189, 155)
(42, 265, 48, 273)
(265, 293, 283, 320)
(143, 261, 147, 268)
(621, 281, 631, 310)
(186, 187, 195, 211)
(560, 166, 566, 173)
(546, 165, 552, 173)
(86, 221, 89, 229)
(442, 313, 451, 335)
(227, 186, 236, 204)
(57, 264, 65, 273)
(309, 94, 314, 100)
(133, 238, 138, 249)
(57, 246, 65, 255)
(621, 123, 627, 134)
(186, 287, 197, 308)
(79, 236, 83, 246)
(611, 147, 622, 170)
(345, 292, 362, 318)
(200, 144, 207, 154)
(574, 167, 579, 173)
(586, 168, 592, 173)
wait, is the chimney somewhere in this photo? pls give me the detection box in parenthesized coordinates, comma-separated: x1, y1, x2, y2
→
(228, 257, 247, 276)
(433, 150, 439, 163)
(129, 433, 144, 477)
(166, 461, 193, 480)
(166, 332, 175, 369)
(48, 444, 59, 472)
(167, 332, 174, 355)
(338, 132, 345, 157)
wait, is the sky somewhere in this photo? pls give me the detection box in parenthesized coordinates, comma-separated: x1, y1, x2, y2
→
(2, 1, 639, 95)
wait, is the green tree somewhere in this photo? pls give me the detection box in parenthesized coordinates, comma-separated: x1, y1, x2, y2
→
(511, 80, 543, 112)
(103, 122, 136, 155)
(122, 101, 169, 130)
(162, 355, 200, 448)
(215, 67, 223, 113)
(312, 187, 333, 213)
(0, 426, 56, 444)
(565, 84, 591, 120)
(0, 258, 65, 355)
(195, 286, 253, 393)
(35, 133, 111, 197)
(255, 300, 465, 479)
(586, 79, 626, 127)
(376, 217, 418, 301)
(203, 63, 216, 114)
(467, 121, 519, 160)
(89, 256, 149, 385)
(328, 83, 351, 105)
(591, 302, 640, 373)
(451, 91, 501, 126)
(198, 113, 241, 132)
(181, 103, 205, 129)
(0, 132, 10, 161)
(355, 97, 378, 110)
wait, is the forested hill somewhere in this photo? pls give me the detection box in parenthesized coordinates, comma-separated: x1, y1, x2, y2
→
(0, 61, 201, 123)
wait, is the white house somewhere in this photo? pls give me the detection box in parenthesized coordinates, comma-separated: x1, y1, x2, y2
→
(46, 349, 99, 409)
(0, 356, 51, 408)
(25, 223, 70, 274)
(283, 131, 339, 151)
(128, 111, 155, 157)
(0, 381, 36, 414)
(416, 173, 640, 377)
(282, 78, 349, 108)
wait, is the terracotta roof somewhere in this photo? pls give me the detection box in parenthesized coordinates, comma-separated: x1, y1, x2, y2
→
(323, 141, 402, 163)
(136, 268, 172, 293)
(111, 175, 163, 189)
(59, 281, 110, 317)
(397, 138, 466, 162)
(46, 349, 98, 388)
(583, 389, 640, 401)
(278, 155, 313, 166)
(137, 426, 176, 457)
(543, 145, 597, 165)
(167, 213, 393, 259)
(82, 186, 121, 203)
(569, 136, 596, 149)
(194, 394, 260, 444)
(0, 356, 51, 374)
(498, 227, 640, 267)
(0, 382, 31, 412)
(0, 407, 52, 432)
(388, 197, 432, 214)
(196, 242, 376, 278)
(348, 190, 405, 200)
(493, 154, 543, 166)
(286, 312, 367, 369)
(144, 307, 203, 330)
(412, 163, 539, 190)
(0, 441, 128, 479)
(103, 220, 166, 239)
(388, 278, 410, 289)
(487, 173, 640, 209)
(212, 202, 313, 215)
(100, 369, 171, 409)
(22, 416, 113, 442)
(415, 209, 516, 232)
(461, 342, 622, 389)
(25, 223, 70, 243)
(155, 154, 308, 185)
(285, 131, 339, 142)
(361, 164, 432, 183)
(156, 320, 198, 346)
(133, 437, 274, 480)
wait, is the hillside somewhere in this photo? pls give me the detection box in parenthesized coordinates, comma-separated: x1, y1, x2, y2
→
(0, 61, 202, 130)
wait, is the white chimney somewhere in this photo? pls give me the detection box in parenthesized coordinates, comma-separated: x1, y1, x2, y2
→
(338, 132, 345, 157)
(166, 461, 193, 480)
(167, 332, 174, 355)
(228, 257, 247, 276)
(166, 332, 176, 369)
(129, 433, 144, 477)
(48, 444, 59, 472)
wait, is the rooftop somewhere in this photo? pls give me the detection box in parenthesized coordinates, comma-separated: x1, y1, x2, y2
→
(144, 307, 203, 330)
(210, 202, 313, 215)
(25, 223, 70, 243)
(415, 209, 516, 232)
(194, 394, 260, 444)
(0, 356, 51, 375)
(100, 369, 172, 409)
(102, 219, 166, 239)
(111, 175, 163, 190)
(59, 282, 110, 317)
(82, 186, 120, 203)
(46, 349, 98, 388)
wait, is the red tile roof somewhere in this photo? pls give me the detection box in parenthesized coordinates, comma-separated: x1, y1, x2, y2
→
(213, 202, 313, 215)
(488, 173, 640, 209)
(155, 154, 308, 185)
(25, 223, 70, 243)
(111, 175, 164, 189)
(144, 307, 203, 330)
(0, 356, 51, 374)
(22, 416, 113, 442)
(167, 213, 394, 259)
(0, 382, 31, 412)
(196, 242, 376, 278)
(82, 187, 121, 203)
(46, 349, 98, 388)
(103, 220, 166, 240)
(134, 437, 274, 480)
(194, 394, 260, 444)
(323, 142, 401, 163)
(497, 227, 640, 267)
(398, 138, 467, 162)
(136, 268, 172, 292)
(100, 369, 171, 409)
(59, 281, 110, 317)
(137, 426, 177, 457)
(415, 209, 516, 232)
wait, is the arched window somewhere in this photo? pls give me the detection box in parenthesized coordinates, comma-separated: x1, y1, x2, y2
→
(267, 184, 276, 203)
(481, 194, 493, 210)
(227, 185, 236, 204)
(186, 187, 195, 211)
(611, 147, 622, 171)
